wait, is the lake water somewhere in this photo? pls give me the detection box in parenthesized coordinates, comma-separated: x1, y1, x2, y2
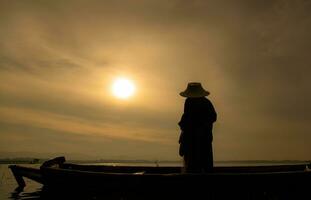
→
(1, 161, 309, 199)
(0, 164, 42, 200)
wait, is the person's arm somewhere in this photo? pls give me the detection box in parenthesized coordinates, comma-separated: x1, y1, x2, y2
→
(178, 114, 187, 131)
(207, 99, 217, 123)
(178, 99, 190, 131)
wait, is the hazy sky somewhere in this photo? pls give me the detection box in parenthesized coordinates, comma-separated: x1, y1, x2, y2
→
(0, 0, 310, 161)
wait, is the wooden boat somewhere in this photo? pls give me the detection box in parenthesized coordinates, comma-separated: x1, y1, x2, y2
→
(9, 157, 311, 198)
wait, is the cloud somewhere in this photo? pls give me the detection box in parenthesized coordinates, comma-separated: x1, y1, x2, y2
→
(0, 105, 175, 143)
(0, 122, 178, 160)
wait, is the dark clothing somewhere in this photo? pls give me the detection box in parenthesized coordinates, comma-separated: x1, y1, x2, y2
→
(178, 97, 217, 173)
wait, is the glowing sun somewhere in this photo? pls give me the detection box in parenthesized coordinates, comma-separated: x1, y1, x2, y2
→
(112, 78, 136, 99)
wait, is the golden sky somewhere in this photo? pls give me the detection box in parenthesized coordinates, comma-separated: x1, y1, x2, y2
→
(0, 0, 310, 161)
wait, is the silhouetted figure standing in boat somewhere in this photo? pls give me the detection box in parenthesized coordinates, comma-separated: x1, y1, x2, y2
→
(178, 82, 217, 173)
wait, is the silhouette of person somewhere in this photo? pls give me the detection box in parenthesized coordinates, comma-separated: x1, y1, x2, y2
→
(178, 82, 217, 173)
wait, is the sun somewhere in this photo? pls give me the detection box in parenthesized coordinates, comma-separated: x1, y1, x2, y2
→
(112, 78, 136, 99)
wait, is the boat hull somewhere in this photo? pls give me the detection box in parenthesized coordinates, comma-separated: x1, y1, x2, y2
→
(9, 157, 311, 198)
(41, 166, 310, 190)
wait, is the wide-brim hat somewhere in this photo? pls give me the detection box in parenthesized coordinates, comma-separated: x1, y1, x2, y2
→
(180, 82, 210, 98)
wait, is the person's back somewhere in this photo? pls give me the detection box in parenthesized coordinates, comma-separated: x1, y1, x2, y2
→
(178, 83, 217, 173)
